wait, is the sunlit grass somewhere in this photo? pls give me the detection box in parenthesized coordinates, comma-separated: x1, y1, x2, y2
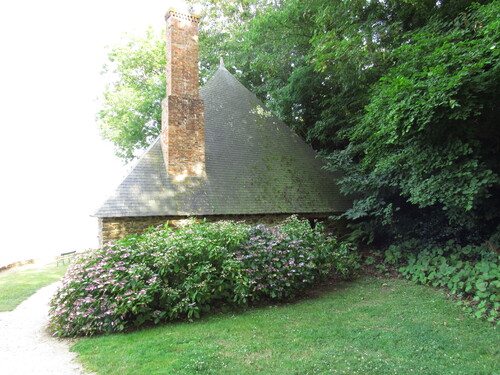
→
(73, 277, 499, 374)
(0, 261, 68, 311)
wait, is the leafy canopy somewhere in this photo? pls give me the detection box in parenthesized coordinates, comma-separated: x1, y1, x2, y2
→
(98, 28, 165, 161)
(331, 1, 500, 242)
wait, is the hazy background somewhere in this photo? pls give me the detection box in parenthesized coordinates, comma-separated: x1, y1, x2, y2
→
(0, 0, 190, 266)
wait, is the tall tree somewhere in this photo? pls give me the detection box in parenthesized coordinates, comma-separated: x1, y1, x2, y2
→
(98, 28, 165, 161)
(328, 1, 500, 243)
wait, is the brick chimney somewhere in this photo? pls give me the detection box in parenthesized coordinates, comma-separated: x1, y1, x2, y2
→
(161, 9, 205, 179)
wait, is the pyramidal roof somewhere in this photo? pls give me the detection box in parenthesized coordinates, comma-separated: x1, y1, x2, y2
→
(94, 66, 350, 217)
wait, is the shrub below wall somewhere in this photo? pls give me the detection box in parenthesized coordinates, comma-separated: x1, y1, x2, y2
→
(49, 217, 359, 337)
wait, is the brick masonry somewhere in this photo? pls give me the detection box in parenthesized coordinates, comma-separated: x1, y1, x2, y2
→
(98, 214, 343, 245)
(165, 10, 201, 98)
(161, 9, 205, 178)
(162, 96, 205, 177)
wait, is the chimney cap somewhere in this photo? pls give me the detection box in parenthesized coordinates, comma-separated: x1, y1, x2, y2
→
(166, 8, 201, 23)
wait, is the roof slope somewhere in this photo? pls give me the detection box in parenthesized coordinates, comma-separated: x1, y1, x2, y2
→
(94, 67, 350, 217)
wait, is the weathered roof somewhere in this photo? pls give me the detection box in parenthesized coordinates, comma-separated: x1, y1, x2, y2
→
(94, 67, 350, 217)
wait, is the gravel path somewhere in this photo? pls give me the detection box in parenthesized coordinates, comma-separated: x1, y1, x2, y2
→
(0, 282, 93, 375)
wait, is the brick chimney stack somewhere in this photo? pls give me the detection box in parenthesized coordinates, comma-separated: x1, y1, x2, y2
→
(161, 9, 205, 179)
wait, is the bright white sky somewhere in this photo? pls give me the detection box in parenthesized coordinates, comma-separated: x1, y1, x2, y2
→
(0, 0, 192, 266)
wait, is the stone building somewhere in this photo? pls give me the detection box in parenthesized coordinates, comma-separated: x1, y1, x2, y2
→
(93, 9, 350, 244)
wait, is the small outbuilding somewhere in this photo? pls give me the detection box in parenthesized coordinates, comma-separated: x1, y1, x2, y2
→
(94, 9, 350, 244)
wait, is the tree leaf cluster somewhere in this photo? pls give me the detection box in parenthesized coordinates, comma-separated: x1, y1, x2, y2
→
(332, 1, 500, 243)
(98, 28, 166, 161)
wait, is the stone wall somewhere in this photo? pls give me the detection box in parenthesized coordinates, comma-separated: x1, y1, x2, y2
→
(99, 216, 172, 245)
(98, 213, 339, 245)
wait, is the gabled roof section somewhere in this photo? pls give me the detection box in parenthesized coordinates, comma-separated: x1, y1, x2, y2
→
(94, 67, 350, 217)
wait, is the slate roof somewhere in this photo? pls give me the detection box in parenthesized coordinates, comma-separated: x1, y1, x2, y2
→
(94, 66, 350, 217)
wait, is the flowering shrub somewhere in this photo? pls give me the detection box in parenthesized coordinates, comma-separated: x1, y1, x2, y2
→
(49, 217, 359, 337)
(234, 218, 359, 300)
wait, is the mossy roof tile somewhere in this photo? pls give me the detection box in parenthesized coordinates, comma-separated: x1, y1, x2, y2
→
(94, 67, 350, 217)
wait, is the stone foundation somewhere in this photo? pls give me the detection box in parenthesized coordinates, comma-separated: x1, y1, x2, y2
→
(98, 213, 340, 246)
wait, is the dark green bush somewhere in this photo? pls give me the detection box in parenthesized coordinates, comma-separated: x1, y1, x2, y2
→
(49, 217, 359, 337)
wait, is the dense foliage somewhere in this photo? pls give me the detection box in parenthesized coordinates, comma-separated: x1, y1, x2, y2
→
(48, 218, 359, 336)
(332, 1, 500, 244)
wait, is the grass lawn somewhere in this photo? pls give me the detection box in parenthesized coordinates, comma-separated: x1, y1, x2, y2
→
(73, 276, 499, 374)
(0, 261, 69, 311)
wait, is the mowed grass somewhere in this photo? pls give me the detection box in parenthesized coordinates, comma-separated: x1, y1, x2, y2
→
(0, 261, 68, 311)
(73, 277, 499, 375)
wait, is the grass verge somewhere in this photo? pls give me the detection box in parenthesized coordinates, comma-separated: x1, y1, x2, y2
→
(73, 276, 499, 374)
(0, 261, 68, 311)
